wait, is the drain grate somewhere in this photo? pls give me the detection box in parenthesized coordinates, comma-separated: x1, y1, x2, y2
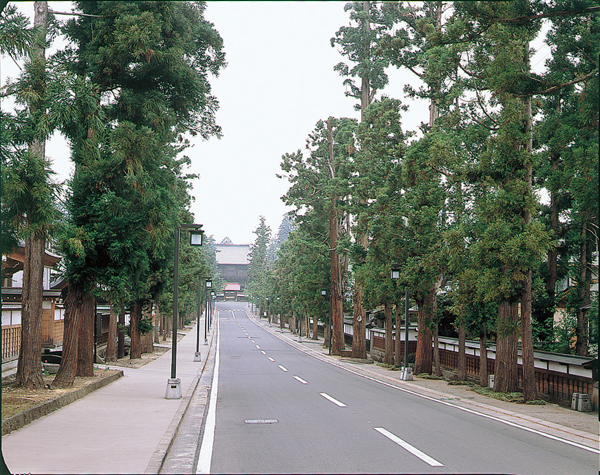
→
(245, 419, 278, 424)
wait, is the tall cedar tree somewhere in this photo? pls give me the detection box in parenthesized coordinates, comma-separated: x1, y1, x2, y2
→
(246, 216, 272, 309)
(353, 97, 407, 364)
(53, 1, 225, 387)
(6, 2, 59, 388)
(280, 117, 357, 355)
(331, 1, 396, 358)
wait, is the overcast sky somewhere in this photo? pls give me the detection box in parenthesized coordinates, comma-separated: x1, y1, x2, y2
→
(1, 2, 550, 245)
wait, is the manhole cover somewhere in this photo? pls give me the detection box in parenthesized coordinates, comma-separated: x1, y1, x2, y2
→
(245, 419, 278, 424)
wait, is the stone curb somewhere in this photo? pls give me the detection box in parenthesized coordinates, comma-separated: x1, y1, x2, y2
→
(1, 370, 123, 436)
(145, 319, 217, 475)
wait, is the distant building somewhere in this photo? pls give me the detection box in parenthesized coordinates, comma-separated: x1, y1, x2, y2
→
(215, 238, 250, 299)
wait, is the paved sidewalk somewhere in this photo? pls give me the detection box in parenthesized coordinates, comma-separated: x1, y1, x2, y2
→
(2, 315, 216, 475)
(246, 308, 599, 452)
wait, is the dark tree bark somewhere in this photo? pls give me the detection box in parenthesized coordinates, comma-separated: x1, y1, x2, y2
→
(384, 301, 394, 365)
(433, 324, 442, 377)
(312, 315, 319, 340)
(479, 329, 489, 388)
(130, 300, 142, 359)
(352, 283, 367, 359)
(394, 305, 402, 368)
(53, 284, 83, 388)
(494, 301, 519, 393)
(105, 303, 118, 362)
(414, 291, 434, 375)
(576, 224, 591, 356)
(76, 292, 95, 377)
(118, 309, 125, 358)
(458, 323, 467, 381)
(327, 120, 345, 357)
(15, 233, 45, 389)
(14, 1, 48, 390)
(521, 94, 536, 402)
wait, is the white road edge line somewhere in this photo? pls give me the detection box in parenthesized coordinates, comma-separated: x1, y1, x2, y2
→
(293, 376, 308, 384)
(374, 427, 444, 467)
(278, 365, 288, 372)
(319, 392, 346, 407)
(196, 317, 220, 474)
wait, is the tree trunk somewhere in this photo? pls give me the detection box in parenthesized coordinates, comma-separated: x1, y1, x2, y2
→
(494, 301, 519, 393)
(384, 301, 394, 365)
(458, 323, 467, 381)
(53, 283, 83, 388)
(153, 304, 160, 344)
(414, 292, 434, 375)
(576, 223, 590, 356)
(118, 309, 125, 358)
(394, 305, 402, 368)
(312, 315, 319, 340)
(105, 302, 118, 362)
(15, 1, 48, 390)
(433, 324, 441, 377)
(352, 283, 367, 358)
(328, 119, 344, 356)
(130, 300, 142, 359)
(76, 292, 95, 377)
(141, 303, 154, 354)
(479, 329, 488, 388)
(520, 91, 536, 402)
(15, 233, 45, 389)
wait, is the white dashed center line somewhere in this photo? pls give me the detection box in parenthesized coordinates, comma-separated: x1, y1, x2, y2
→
(319, 393, 346, 407)
(374, 427, 444, 467)
(278, 365, 288, 372)
(293, 376, 308, 384)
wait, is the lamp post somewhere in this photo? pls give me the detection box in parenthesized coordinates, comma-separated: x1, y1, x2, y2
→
(391, 264, 412, 381)
(204, 281, 212, 344)
(167, 224, 203, 399)
(196, 278, 211, 358)
(209, 290, 215, 329)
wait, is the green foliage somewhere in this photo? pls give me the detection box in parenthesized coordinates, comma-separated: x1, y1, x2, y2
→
(137, 315, 154, 335)
(57, 1, 225, 314)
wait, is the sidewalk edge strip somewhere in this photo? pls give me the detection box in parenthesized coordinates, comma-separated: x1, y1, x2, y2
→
(144, 320, 216, 475)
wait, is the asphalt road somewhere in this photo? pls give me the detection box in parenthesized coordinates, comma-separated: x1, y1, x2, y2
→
(197, 302, 598, 474)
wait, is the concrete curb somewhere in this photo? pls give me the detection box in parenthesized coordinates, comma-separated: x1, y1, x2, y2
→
(145, 318, 217, 475)
(1, 370, 123, 436)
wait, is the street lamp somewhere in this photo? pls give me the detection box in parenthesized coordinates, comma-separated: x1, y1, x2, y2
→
(391, 264, 412, 381)
(204, 280, 212, 345)
(167, 224, 203, 399)
(195, 278, 211, 359)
